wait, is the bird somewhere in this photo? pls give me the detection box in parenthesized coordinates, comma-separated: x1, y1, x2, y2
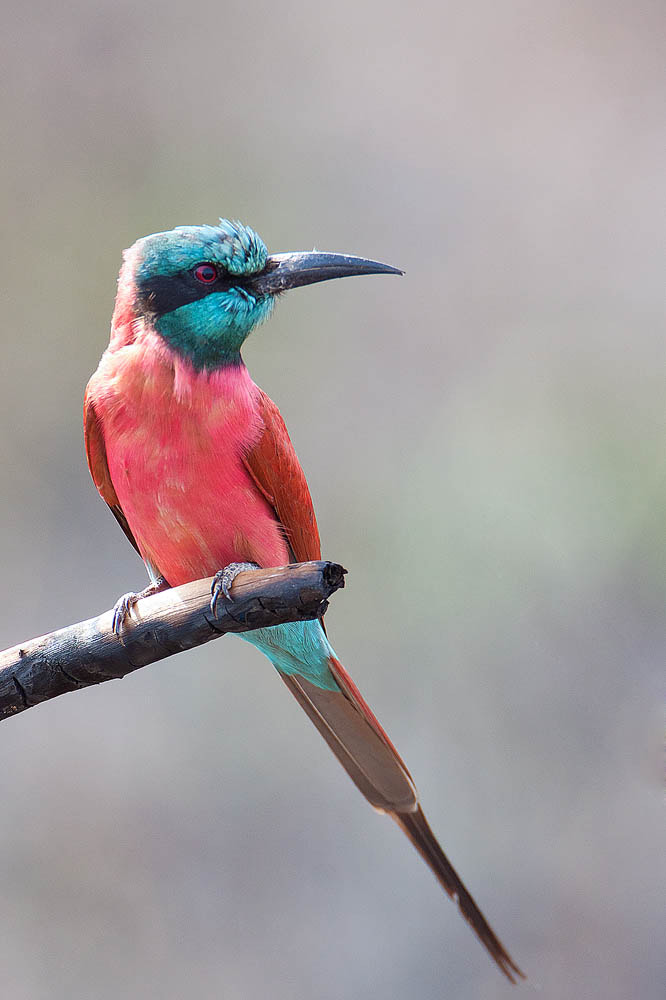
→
(84, 218, 524, 983)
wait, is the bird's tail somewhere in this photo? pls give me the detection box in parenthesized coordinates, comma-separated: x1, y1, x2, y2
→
(390, 806, 525, 983)
(239, 620, 524, 983)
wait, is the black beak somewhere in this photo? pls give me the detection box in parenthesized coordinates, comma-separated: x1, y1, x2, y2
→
(246, 251, 403, 296)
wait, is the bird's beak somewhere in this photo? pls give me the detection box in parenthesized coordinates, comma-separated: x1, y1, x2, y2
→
(246, 251, 403, 296)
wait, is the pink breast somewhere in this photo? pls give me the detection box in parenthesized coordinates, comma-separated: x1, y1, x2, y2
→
(96, 335, 290, 585)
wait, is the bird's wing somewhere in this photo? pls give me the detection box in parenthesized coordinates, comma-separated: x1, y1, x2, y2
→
(242, 391, 410, 767)
(243, 389, 524, 984)
(83, 387, 141, 556)
(243, 387, 322, 563)
(242, 391, 416, 802)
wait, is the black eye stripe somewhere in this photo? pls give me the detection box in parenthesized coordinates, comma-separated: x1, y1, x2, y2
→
(137, 270, 250, 317)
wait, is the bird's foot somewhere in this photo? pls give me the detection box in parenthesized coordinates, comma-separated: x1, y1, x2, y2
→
(210, 562, 259, 616)
(112, 576, 169, 635)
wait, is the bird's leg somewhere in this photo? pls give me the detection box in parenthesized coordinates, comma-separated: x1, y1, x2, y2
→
(112, 576, 169, 635)
(210, 562, 259, 616)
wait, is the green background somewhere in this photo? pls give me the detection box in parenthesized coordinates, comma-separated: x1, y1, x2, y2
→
(0, 2, 663, 997)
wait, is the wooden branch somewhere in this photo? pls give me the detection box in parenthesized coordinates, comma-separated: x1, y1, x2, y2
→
(0, 561, 346, 721)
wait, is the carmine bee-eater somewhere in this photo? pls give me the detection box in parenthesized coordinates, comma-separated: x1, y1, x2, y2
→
(84, 219, 524, 983)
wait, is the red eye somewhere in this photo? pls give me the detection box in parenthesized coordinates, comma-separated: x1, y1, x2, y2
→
(194, 263, 218, 283)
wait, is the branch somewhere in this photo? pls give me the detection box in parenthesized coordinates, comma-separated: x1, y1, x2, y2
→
(0, 561, 346, 721)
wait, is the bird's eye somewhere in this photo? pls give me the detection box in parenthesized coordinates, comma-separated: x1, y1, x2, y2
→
(194, 263, 218, 284)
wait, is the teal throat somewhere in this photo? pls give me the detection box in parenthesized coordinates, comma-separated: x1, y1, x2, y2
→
(155, 292, 274, 370)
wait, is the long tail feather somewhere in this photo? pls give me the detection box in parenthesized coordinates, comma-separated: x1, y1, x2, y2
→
(280, 672, 417, 812)
(392, 806, 525, 983)
(280, 654, 525, 984)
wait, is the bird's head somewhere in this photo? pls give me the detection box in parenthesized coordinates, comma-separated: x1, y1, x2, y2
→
(124, 219, 401, 370)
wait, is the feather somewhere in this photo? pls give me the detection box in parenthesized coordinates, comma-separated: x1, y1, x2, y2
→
(242, 397, 524, 983)
(83, 389, 141, 557)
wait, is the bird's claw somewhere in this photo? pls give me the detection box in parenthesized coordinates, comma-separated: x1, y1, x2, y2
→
(112, 592, 140, 635)
(111, 576, 168, 635)
(210, 562, 259, 616)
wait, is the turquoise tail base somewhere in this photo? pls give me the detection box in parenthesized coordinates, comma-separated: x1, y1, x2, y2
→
(234, 619, 340, 692)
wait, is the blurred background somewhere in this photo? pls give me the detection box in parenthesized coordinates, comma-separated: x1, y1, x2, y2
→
(0, 1, 664, 997)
